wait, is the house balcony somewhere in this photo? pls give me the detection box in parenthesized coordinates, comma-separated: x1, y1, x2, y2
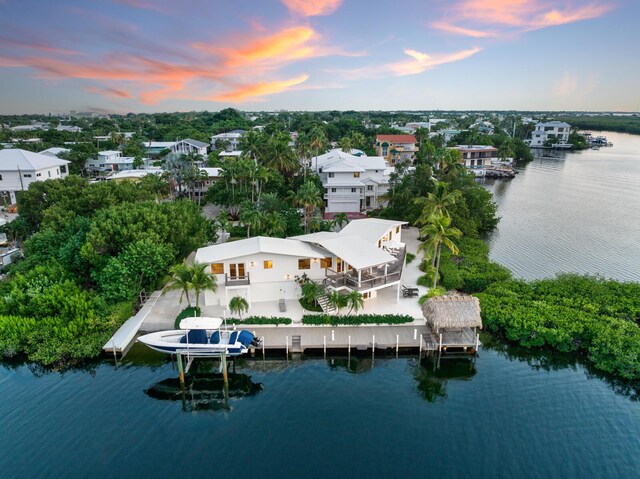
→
(225, 273, 250, 286)
(324, 247, 406, 292)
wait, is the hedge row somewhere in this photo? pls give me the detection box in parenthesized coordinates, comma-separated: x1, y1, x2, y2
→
(301, 314, 414, 326)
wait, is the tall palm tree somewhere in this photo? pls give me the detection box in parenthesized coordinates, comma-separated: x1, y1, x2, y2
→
(240, 207, 264, 238)
(350, 132, 366, 151)
(332, 212, 349, 231)
(266, 133, 298, 176)
(345, 290, 364, 315)
(262, 211, 286, 237)
(437, 149, 465, 178)
(339, 136, 353, 153)
(296, 180, 323, 234)
(327, 290, 348, 315)
(163, 262, 193, 307)
(301, 281, 325, 309)
(295, 133, 311, 180)
(414, 181, 462, 225)
(309, 126, 328, 173)
(240, 130, 265, 166)
(189, 262, 217, 310)
(215, 213, 231, 243)
(229, 296, 249, 320)
(418, 212, 462, 288)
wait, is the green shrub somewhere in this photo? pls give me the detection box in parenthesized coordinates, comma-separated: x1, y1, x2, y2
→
(405, 252, 416, 264)
(302, 314, 414, 326)
(227, 316, 292, 325)
(416, 275, 431, 287)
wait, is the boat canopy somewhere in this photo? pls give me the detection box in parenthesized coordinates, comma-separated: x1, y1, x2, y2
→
(179, 317, 223, 330)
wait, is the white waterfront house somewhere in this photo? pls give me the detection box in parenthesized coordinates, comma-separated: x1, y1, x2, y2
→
(311, 149, 390, 214)
(0, 149, 70, 204)
(172, 139, 208, 157)
(86, 150, 137, 172)
(529, 121, 571, 147)
(211, 131, 245, 151)
(195, 218, 407, 309)
(450, 145, 504, 176)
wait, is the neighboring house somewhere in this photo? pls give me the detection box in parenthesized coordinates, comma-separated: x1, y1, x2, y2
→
(311, 149, 390, 213)
(105, 168, 163, 182)
(11, 123, 48, 132)
(450, 145, 502, 176)
(529, 121, 571, 147)
(39, 147, 70, 158)
(191, 167, 222, 199)
(211, 131, 244, 150)
(219, 150, 242, 160)
(55, 125, 83, 133)
(86, 150, 137, 172)
(436, 129, 464, 143)
(194, 218, 407, 307)
(144, 141, 177, 157)
(406, 121, 432, 131)
(0, 149, 70, 204)
(374, 134, 418, 165)
(172, 139, 208, 157)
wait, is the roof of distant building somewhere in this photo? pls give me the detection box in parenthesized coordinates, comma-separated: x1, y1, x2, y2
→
(376, 134, 417, 143)
(39, 147, 70, 157)
(0, 149, 70, 171)
(179, 138, 208, 148)
(98, 150, 121, 156)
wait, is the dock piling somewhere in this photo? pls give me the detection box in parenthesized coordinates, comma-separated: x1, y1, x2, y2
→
(221, 351, 228, 384)
(177, 352, 185, 387)
(262, 336, 265, 360)
(323, 335, 326, 358)
(285, 335, 289, 360)
(413, 328, 417, 340)
(396, 334, 399, 358)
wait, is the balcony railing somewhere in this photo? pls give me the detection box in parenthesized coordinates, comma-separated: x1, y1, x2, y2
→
(324, 247, 406, 292)
(225, 273, 250, 286)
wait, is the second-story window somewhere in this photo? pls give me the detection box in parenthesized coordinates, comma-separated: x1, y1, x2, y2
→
(353, 172, 360, 178)
(328, 172, 334, 178)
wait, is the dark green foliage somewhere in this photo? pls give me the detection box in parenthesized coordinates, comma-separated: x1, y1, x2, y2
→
(302, 314, 414, 325)
(557, 116, 640, 135)
(477, 275, 640, 380)
(227, 316, 292, 325)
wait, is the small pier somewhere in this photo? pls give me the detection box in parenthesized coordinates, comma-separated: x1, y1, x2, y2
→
(103, 291, 161, 356)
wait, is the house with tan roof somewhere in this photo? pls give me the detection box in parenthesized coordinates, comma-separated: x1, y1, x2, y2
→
(374, 134, 418, 165)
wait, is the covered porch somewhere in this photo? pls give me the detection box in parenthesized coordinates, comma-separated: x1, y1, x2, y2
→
(421, 295, 482, 353)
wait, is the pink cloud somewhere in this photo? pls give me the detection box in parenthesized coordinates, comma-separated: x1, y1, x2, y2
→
(214, 74, 309, 102)
(280, 0, 342, 17)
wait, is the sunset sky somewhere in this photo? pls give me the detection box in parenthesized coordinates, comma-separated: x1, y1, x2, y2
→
(0, 0, 637, 114)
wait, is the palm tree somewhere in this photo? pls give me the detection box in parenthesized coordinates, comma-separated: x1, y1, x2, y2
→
(240, 130, 265, 166)
(163, 262, 193, 307)
(309, 126, 328, 173)
(350, 132, 366, 151)
(332, 212, 349, 231)
(418, 212, 462, 288)
(295, 133, 311, 180)
(296, 180, 323, 234)
(240, 207, 264, 238)
(189, 262, 217, 310)
(345, 290, 364, 315)
(327, 290, 348, 314)
(339, 136, 353, 153)
(262, 211, 286, 237)
(414, 182, 462, 225)
(229, 296, 249, 320)
(266, 133, 298, 176)
(301, 281, 325, 309)
(437, 149, 465, 178)
(215, 213, 231, 243)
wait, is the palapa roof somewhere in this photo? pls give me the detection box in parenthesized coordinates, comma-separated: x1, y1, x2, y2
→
(422, 295, 482, 331)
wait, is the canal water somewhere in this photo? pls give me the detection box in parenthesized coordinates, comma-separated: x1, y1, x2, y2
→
(484, 131, 640, 281)
(1, 342, 639, 478)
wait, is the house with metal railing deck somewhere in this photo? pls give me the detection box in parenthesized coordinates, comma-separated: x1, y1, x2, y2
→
(194, 218, 409, 311)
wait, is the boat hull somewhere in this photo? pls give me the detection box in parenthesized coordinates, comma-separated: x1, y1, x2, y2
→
(137, 330, 249, 357)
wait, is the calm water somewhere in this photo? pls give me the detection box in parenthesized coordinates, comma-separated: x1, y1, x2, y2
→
(1, 342, 639, 478)
(485, 131, 640, 281)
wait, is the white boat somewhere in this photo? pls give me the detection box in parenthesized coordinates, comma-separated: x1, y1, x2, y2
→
(137, 317, 260, 357)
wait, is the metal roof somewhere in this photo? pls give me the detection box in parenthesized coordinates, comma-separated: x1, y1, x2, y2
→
(195, 236, 326, 263)
(311, 235, 397, 270)
(339, 218, 408, 244)
(0, 148, 70, 171)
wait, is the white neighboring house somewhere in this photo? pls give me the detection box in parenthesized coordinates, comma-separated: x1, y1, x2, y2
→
(39, 147, 70, 158)
(86, 150, 137, 173)
(195, 218, 408, 308)
(0, 149, 70, 204)
(191, 167, 222, 200)
(172, 139, 208, 157)
(450, 145, 504, 176)
(219, 150, 242, 160)
(311, 149, 390, 213)
(211, 131, 244, 150)
(144, 141, 177, 156)
(529, 121, 571, 147)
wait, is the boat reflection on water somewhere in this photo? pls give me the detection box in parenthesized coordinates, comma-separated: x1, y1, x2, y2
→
(145, 373, 263, 412)
(414, 356, 477, 403)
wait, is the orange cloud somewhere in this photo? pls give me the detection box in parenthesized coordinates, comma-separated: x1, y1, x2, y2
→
(430, 22, 498, 38)
(390, 47, 482, 76)
(281, 0, 342, 17)
(433, 0, 612, 36)
(86, 86, 133, 98)
(214, 74, 309, 102)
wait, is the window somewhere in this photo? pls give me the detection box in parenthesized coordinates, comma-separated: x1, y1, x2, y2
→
(367, 185, 373, 191)
(382, 146, 388, 156)
(23, 174, 32, 178)
(396, 226, 400, 234)
(331, 188, 336, 193)
(211, 263, 224, 274)
(351, 188, 357, 193)
(298, 258, 310, 270)
(353, 172, 360, 178)
(320, 257, 332, 268)
(48, 171, 51, 178)
(36, 173, 41, 177)
(0, 174, 2, 180)
(263, 260, 273, 269)
(328, 172, 334, 178)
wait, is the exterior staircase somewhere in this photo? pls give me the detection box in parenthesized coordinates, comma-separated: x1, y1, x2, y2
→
(317, 294, 335, 314)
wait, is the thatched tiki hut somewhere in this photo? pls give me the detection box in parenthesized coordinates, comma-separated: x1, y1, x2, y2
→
(421, 296, 482, 353)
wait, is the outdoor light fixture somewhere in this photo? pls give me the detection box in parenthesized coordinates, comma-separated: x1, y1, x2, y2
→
(249, 261, 255, 267)
(285, 274, 291, 280)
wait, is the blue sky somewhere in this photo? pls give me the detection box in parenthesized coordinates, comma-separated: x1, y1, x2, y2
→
(0, 0, 637, 113)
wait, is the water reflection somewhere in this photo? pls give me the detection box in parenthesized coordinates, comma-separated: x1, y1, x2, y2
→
(328, 357, 374, 374)
(414, 356, 477, 402)
(145, 373, 263, 412)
